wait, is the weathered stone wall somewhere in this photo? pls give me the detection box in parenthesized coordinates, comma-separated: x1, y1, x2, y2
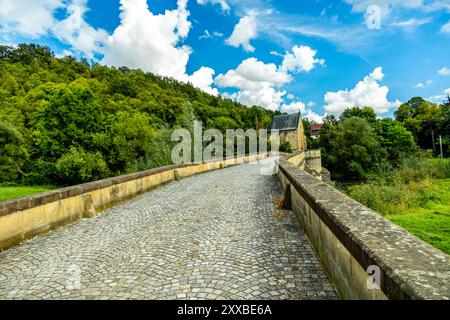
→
(280, 131, 300, 150)
(297, 119, 308, 151)
(0, 154, 269, 251)
(305, 150, 322, 173)
(276, 116, 307, 151)
(278, 156, 450, 300)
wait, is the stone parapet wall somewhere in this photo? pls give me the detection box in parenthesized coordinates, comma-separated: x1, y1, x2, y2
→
(305, 150, 322, 173)
(0, 154, 269, 251)
(277, 156, 450, 300)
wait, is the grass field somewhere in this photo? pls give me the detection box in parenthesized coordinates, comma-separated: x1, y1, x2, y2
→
(386, 179, 450, 255)
(0, 185, 55, 203)
(345, 157, 450, 255)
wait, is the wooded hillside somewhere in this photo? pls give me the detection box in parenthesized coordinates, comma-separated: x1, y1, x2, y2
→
(0, 44, 278, 186)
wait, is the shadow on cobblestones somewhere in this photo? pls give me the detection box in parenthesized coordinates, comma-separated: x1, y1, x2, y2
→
(0, 162, 338, 300)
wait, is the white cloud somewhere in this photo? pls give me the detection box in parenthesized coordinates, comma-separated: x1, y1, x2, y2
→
(423, 1, 450, 12)
(428, 88, 450, 103)
(324, 67, 401, 116)
(264, 15, 378, 56)
(415, 79, 433, 88)
(280, 101, 306, 114)
(270, 50, 283, 57)
(199, 29, 224, 40)
(215, 57, 291, 91)
(231, 85, 286, 111)
(344, 0, 450, 32)
(304, 109, 324, 123)
(215, 57, 291, 110)
(101, 0, 219, 95)
(307, 101, 316, 107)
(280, 101, 323, 123)
(102, 0, 192, 81)
(0, 0, 107, 58)
(438, 67, 450, 76)
(0, 0, 63, 38)
(442, 20, 450, 33)
(199, 29, 213, 40)
(226, 14, 257, 52)
(53, 0, 108, 59)
(281, 45, 325, 73)
(188, 67, 219, 95)
(196, 0, 230, 12)
(286, 93, 296, 100)
(343, 0, 425, 17)
(390, 17, 432, 30)
(215, 45, 324, 111)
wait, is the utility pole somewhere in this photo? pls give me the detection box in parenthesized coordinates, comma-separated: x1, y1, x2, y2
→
(440, 135, 444, 159)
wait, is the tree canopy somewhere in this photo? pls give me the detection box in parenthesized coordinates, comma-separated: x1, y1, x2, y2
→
(0, 44, 278, 186)
(395, 97, 444, 151)
(320, 108, 418, 180)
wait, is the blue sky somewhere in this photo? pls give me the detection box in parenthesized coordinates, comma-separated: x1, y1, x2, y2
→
(0, 0, 449, 121)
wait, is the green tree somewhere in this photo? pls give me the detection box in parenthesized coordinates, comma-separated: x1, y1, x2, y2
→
(108, 75, 138, 98)
(93, 112, 157, 174)
(340, 106, 377, 125)
(395, 97, 442, 150)
(439, 95, 450, 155)
(207, 116, 238, 131)
(31, 83, 105, 161)
(0, 43, 277, 186)
(302, 118, 320, 149)
(321, 117, 381, 180)
(302, 118, 312, 140)
(375, 118, 418, 165)
(55, 147, 110, 186)
(0, 44, 53, 65)
(0, 120, 28, 182)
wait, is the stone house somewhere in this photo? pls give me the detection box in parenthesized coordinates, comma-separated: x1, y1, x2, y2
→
(269, 112, 307, 151)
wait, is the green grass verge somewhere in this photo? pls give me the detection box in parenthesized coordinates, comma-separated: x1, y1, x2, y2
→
(345, 157, 450, 255)
(0, 185, 55, 203)
(386, 179, 450, 255)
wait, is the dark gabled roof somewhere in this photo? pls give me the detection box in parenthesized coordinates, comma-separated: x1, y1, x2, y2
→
(270, 113, 300, 132)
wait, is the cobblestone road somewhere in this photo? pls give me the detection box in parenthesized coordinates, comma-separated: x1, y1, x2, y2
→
(0, 162, 337, 300)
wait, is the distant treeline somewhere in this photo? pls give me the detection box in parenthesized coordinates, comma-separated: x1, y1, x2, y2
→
(302, 98, 450, 180)
(0, 44, 278, 186)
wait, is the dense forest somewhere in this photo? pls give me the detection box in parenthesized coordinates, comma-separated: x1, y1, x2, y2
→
(0, 44, 278, 186)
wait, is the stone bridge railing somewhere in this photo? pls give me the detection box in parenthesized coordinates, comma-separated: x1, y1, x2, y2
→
(1, 151, 449, 300)
(0, 154, 270, 251)
(277, 153, 450, 300)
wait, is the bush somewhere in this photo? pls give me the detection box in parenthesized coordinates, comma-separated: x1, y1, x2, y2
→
(321, 117, 381, 180)
(93, 111, 157, 174)
(280, 141, 293, 153)
(394, 157, 450, 183)
(346, 157, 446, 215)
(21, 159, 56, 186)
(127, 128, 174, 172)
(0, 120, 28, 183)
(55, 147, 110, 186)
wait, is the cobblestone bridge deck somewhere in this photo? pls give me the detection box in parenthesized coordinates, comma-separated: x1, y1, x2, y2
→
(0, 162, 337, 300)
